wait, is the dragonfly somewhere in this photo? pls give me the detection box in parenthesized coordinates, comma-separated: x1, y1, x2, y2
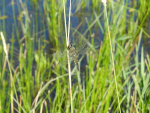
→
(53, 42, 90, 70)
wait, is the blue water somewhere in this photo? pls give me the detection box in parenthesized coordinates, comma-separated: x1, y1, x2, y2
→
(0, 0, 149, 66)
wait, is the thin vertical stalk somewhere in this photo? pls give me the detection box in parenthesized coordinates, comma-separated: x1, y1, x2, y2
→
(11, 0, 20, 46)
(63, 0, 73, 112)
(101, 0, 121, 112)
(0, 32, 14, 113)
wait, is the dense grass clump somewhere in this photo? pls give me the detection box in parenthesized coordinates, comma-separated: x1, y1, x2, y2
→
(0, 0, 150, 113)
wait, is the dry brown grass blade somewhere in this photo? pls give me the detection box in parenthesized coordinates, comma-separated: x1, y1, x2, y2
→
(125, 35, 139, 61)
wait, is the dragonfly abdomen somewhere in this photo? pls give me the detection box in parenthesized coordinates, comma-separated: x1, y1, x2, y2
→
(73, 55, 79, 70)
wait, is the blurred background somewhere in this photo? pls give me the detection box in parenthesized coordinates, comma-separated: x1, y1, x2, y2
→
(0, 0, 150, 112)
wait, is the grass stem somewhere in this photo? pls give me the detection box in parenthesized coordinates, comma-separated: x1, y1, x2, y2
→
(0, 32, 14, 113)
(101, 0, 121, 112)
(63, 0, 73, 112)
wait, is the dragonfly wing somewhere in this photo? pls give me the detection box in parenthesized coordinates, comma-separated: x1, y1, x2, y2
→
(76, 43, 90, 55)
(53, 49, 67, 65)
(53, 49, 67, 58)
(56, 57, 73, 66)
(75, 42, 87, 53)
(53, 49, 73, 65)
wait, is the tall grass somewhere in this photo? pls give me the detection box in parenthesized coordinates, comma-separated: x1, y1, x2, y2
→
(0, 0, 150, 113)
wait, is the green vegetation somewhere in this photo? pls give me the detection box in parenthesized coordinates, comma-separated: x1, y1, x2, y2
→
(0, 0, 150, 112)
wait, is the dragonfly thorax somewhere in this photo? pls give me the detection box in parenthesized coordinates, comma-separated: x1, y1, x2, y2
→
(68, 46, 76, 57)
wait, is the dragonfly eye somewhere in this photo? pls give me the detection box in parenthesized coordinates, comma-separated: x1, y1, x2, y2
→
(67, 44, 73, 50)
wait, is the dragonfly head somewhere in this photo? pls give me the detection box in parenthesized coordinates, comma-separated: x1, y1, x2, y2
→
(67, 44, 73, 50)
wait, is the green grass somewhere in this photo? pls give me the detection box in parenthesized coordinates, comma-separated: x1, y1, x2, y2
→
(0, 0, 150, 113)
